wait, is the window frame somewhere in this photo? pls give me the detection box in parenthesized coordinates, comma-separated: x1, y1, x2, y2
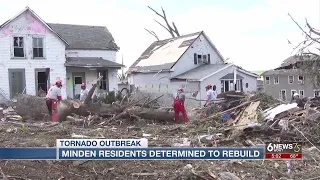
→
(12, 36, 26, 58)
(265, 76, 270, 85)
(298, 75, 304, 83)
(299, 90, 304, 97)
(274, 76, 279, 84)
(280, 89, 286, 100)
(288, 75, 294, 84)
(32, 36, 46, 59)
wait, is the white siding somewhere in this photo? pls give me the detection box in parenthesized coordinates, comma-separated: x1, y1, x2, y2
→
(108, 68, 118, 91)
(66, 50, 117, 62)
(0, 10, 67, 100)
(129, 72, 172, 93)
(200, 66, 257, 106)
(171, 34, 224, 77)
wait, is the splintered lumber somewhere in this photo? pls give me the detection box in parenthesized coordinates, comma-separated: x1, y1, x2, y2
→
(84, 76, 103, 104)
(230, 101, 260, 138)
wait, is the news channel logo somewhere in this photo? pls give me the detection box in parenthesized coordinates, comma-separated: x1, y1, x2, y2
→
(265, 142, 302, 153)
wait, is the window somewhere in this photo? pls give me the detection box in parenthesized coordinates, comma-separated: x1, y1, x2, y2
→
(193, 53, 197, 64)
(33, 37, 44, 58)
(299, 90, 304, 97)
(265, 76, 270, 84)
(207, 54, 211, 64)
(13, 37, 24, 57)
(245, 83, 249, 88)
(280, 90, 286, 101)
(291, 90, 297, 97)
(288, 76, 294, 84)
(197, 54, 202, 63)
(203, 55, 207, 63)
(274, 76, 279, 84)
(298, 75, 304, 84)
(314, 90, 320, 97)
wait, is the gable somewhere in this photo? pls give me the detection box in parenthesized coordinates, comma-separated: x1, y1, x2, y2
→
(0, 7, 67, 44)
(129, 31, 225, 74)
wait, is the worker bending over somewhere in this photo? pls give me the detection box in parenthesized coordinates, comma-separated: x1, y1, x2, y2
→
(46, 80, 62, 121)
(80, 83, 89, 102)
(173, 88, 190, 124)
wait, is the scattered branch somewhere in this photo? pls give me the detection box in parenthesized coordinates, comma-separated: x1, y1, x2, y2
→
(145, 6, 181, 39)
(144, 28, 159, 40)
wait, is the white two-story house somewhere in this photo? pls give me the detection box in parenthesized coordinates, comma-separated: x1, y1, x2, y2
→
(127, 31, 259, 107)
(0, 7, 123, 104)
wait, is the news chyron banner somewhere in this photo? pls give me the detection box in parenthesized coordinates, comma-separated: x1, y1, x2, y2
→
(0, 139, 302, 160)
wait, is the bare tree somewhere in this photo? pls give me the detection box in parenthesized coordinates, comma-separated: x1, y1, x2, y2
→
(288, 13, 320, 87)
(144, 6, 181, 40)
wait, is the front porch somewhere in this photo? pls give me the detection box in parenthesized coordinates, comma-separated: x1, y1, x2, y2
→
(65, 57, 124, 99)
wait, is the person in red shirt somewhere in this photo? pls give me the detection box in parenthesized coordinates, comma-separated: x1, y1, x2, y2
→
(173, 88, 190, 124)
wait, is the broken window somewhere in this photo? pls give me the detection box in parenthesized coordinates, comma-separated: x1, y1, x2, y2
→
(291, 90, 297, 97)
(298, 75, 304, 84)
(33, 37, 44, 58)
(314, 90, 320, 97)
(299, 90, 304, 97)
(193, 53, 197, 64)
(288, 76, 294, 84)
(274, 76, 279, 84)
(265, 76, 270, 84)
(13, 37, 24, 57)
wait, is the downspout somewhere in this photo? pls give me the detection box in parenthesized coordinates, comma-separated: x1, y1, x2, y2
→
(233, 67, 237, 90)
(198, 81, 201, 107)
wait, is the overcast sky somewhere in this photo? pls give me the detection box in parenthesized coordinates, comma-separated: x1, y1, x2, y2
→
(0, 0, 319, 71)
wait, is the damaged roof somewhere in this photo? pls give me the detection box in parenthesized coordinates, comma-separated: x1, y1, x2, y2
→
(48, 23, 119, 50)
(280, 55, 318, 67)
(129, 31, 225, 73)
(172, 64, 231, 81)
(65, 57, 124, 68)
(261, 69, 301, 76)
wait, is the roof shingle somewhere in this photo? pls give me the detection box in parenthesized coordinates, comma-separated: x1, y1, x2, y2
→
(65, 57, 124, 68)
(48, 23, 119, 50)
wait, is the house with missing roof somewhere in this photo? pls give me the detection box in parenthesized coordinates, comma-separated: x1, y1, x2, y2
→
(127, 31, 259, 107)
(0, 7, 123, 103)
(262, 55, 319, 101)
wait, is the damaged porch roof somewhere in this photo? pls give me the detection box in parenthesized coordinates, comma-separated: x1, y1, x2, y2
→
(65, 57, 124, 68)
(171, 64, 231, 81)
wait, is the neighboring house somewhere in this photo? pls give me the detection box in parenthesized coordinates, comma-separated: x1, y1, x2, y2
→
(262, 55, 318, 101)
(127, 31, 259, 107)
(0, 7, 123, 103)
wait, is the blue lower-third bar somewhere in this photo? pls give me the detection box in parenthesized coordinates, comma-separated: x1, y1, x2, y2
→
(0, 148, 56, 160)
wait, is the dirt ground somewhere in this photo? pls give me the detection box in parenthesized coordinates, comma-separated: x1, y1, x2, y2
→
(0, 118, 320, 180)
